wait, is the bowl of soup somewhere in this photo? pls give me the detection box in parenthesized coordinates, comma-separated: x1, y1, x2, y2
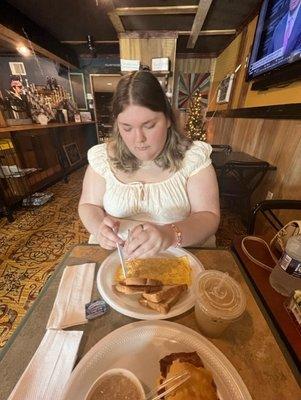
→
(85, 368, 145, 400)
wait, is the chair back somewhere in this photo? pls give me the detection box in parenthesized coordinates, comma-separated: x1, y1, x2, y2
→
(211, 144, 232, 154)
(248, 199, 301, 234)
(220, 161, 270, 197)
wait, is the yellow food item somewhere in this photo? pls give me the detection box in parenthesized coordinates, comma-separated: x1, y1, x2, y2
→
(115, 256, 191, 285)
(165, 361, 218, 400)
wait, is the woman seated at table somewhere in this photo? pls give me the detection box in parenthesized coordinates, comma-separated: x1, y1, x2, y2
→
(78, 70, 220, 259)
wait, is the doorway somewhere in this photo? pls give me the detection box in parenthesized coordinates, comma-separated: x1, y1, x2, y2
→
(89, 74, 121, 142)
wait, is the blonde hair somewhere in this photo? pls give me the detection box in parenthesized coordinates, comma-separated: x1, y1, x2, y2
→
(109, 71, 192, 172)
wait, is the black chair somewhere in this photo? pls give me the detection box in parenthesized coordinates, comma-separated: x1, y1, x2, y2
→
(248, 199, 301, 234)
(219, 161, 270, 223)
(211, 144, 232, 154)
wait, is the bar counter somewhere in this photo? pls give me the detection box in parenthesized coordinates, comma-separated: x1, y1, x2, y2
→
(0, 121, 95, 134)
(0, 121, 97, 219)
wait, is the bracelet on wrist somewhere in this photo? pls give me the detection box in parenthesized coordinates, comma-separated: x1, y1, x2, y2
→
(171, 223, 182, 247)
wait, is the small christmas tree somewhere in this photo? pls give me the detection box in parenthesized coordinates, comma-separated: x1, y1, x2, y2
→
(185, 89, 207, 141)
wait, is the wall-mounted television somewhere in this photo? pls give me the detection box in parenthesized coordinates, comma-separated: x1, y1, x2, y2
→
(247, 0, 301, 90)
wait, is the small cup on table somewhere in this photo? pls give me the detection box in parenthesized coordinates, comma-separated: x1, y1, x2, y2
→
(194, 270, 246, 338)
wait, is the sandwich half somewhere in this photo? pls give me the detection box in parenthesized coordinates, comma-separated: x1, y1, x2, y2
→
(142, 284, 188, 303)
(114, 282, 162, 295)
(139, 285, 187, 314)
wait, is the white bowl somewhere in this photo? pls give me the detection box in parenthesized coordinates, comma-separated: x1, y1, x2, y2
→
(85, 368, 145, 400)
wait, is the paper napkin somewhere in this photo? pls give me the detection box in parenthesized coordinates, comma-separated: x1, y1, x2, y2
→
(47, 263, 95, 329)
(8, 330, 83, 400)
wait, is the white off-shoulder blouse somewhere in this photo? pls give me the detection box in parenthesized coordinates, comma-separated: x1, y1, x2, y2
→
(87, 141, 214, 245)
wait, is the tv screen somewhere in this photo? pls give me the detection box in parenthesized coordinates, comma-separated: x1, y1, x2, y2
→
(248, 0, 301, 80)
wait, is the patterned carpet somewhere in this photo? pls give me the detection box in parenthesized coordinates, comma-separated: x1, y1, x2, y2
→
(0, 168, 89, 349)
(0, 167, 246, 349)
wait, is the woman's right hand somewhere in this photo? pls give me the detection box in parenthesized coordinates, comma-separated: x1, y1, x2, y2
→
(95, 216, 124, 250)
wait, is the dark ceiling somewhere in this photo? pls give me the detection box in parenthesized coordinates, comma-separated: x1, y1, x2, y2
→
(4, 0, 261, 59)
(0, 38, 17, 55)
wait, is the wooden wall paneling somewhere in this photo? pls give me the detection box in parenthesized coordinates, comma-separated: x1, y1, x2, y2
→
(77, 131, 88, 159)
(207, 35, 241, 112)
(208, 117, 301, 203)
(175, 58, 212, 74)
(228, 27, 247, 110)
(12, 129, 62, 186)
(45, 132, 60, 168)
(119, 33, 177, 97)
(0, 110, 6, 127)
(12, 132, 36, 168)
(231, 18, 257, 109)
(31, 132, 49, 170)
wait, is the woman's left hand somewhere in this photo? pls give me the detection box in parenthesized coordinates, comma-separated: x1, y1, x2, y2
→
(123, 223, 174, 259)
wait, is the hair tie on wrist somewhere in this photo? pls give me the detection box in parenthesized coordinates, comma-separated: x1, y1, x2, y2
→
(171, 223, 182, 247)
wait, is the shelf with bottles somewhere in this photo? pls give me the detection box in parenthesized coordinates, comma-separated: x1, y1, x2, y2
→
(0, 75, 78, 128)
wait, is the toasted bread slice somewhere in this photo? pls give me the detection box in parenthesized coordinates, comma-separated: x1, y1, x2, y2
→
(120, 277, 162, 287)
(139, 290, 183, 314)
(142, 284, 187, 303)
(114, 283, 162, 295)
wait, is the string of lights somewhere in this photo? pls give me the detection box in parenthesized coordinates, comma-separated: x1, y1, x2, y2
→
(185, 89, 207, 142)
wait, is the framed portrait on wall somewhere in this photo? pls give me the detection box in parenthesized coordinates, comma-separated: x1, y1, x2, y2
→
(69, 72, 88, 110)
(63, 142, 81, 166)
(79, 111, 92, 122)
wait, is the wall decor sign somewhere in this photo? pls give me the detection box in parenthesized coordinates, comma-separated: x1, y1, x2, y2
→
(151, 58, 169, 72)
(120, 59, 140, 71)
(69, 72, 88, 110)
(216, 74, 235, 104)
(79, 111, 92, 122)
(63, 142, 81, 166)
(177, 72, 210, 110)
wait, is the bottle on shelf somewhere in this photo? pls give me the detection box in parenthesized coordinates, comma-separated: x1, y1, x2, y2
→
(46, 76, 52, 91)
(269, 235, 301, 296)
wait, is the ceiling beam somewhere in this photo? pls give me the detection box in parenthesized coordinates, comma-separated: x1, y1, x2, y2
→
(61, 40, 119, 44)
(177, 52, 217, 58)
(187, 0, 213, 49)
(179, 29, 236, 36)
(105, 0, 125, 33)
(115, 6, 198, 16)
(0, 24, 77, 69)
(0, 2, 78, 68)
(119, 31, 178, 39)
(108, 11, 125, 33)
(61, 29, 236, 45)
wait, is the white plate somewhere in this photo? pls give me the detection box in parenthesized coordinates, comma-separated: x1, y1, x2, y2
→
(62, 321, 252, 400)
(97, 247, 204, 320)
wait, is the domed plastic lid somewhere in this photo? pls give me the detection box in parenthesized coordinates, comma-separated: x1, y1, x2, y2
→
(194, 270, 246, 320)
(286, 235, 301, 259)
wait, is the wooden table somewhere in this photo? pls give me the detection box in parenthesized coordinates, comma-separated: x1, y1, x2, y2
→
(0, 245, 300, 400)
(232, 236, 301, 366)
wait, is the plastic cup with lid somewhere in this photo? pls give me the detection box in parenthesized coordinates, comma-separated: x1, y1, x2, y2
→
(194, 270, 246, 337)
